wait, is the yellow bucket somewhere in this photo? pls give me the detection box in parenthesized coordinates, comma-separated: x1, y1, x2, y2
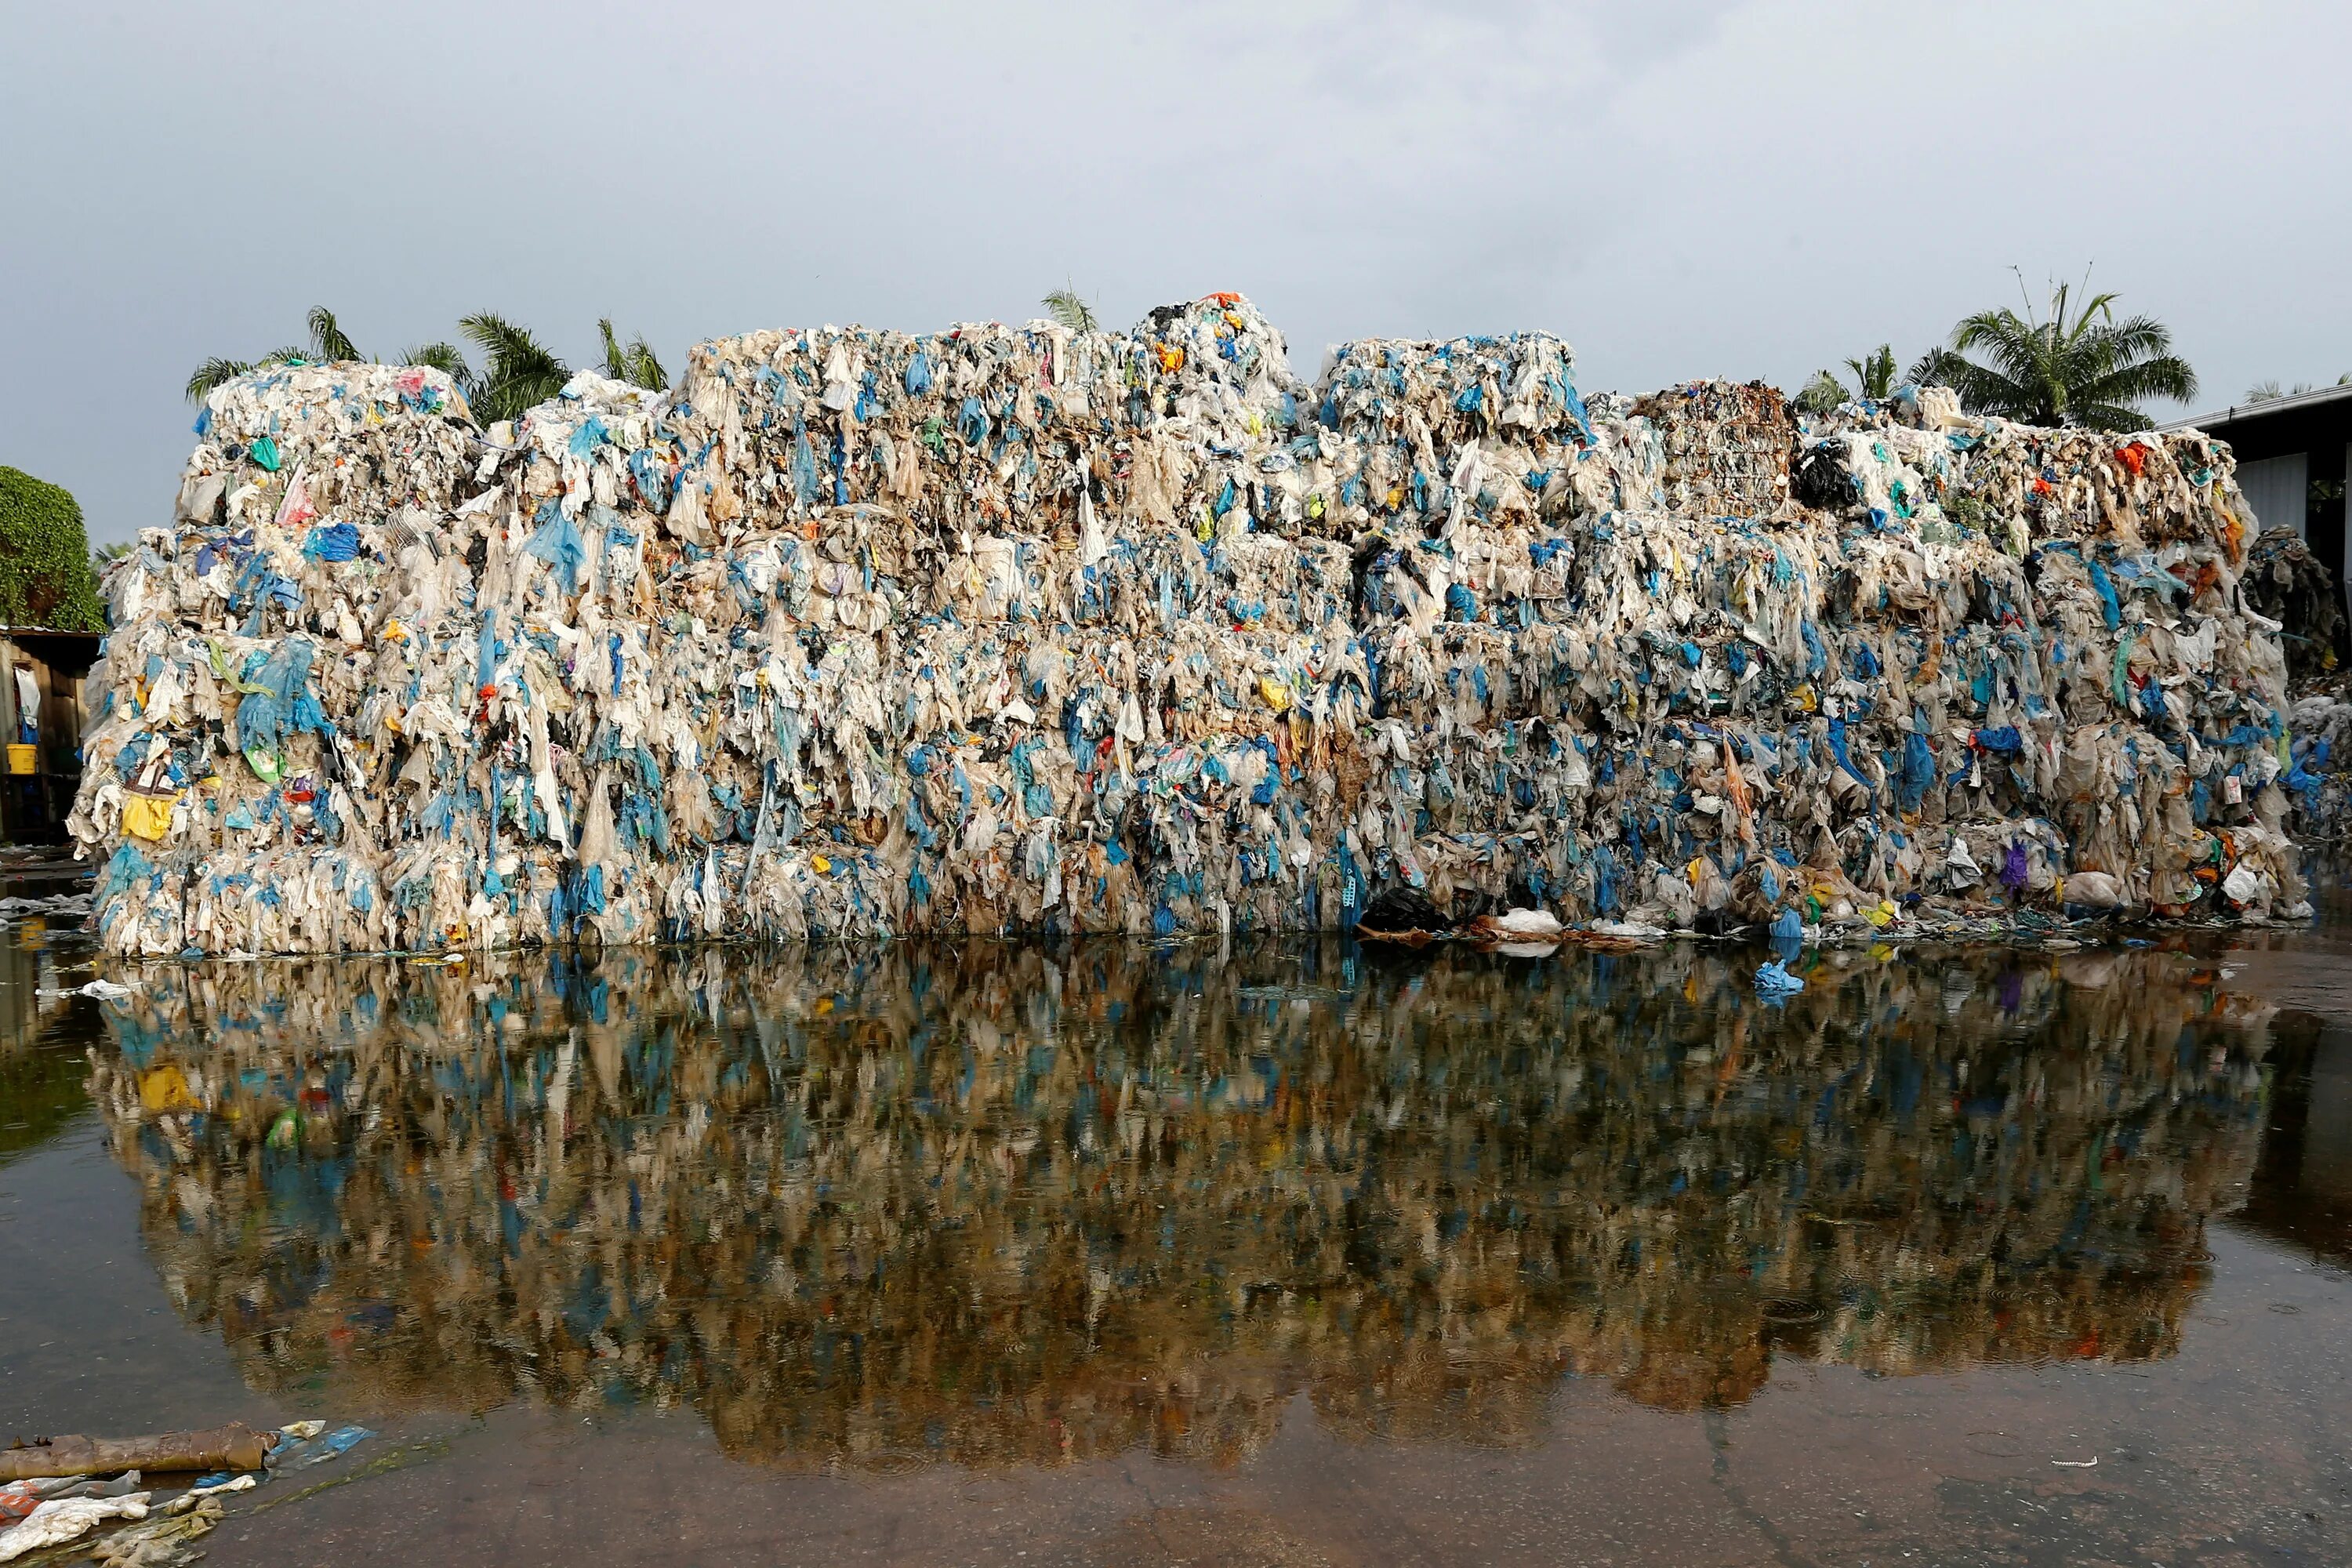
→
(5, 743, 34, 775)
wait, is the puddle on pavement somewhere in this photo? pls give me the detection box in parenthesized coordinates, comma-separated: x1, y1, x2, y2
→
(4, 932, 2350, 1565)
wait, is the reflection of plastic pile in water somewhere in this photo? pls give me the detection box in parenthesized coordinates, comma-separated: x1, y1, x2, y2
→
(68, 303, 2304, 955)
(87, 940, 2268, 1465)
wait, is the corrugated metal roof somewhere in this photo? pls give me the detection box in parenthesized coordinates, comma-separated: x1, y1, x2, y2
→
(2160, 380, 2352, 433)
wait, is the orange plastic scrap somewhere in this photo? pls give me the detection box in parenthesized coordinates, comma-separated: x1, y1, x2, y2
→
(1202, 292, 1243, 306)
(2115, 441, 2150, 477)
(1722, 748, 1753, 817)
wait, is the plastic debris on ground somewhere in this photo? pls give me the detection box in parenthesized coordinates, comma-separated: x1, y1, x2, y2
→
(36, 978, 138, 1000)
(0, 1494, 150, 1563)
(66, 300, 2315, 954)
(0, 1419, 367, 1562)
(0, 892, 94, 920)
(89, 1498, 224, 1568)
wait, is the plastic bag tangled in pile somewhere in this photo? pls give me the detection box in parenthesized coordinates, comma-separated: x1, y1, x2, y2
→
(71, 298, 2307, 956)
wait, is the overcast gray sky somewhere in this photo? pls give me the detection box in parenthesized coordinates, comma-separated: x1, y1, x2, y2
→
(6, 0, 2347, 543)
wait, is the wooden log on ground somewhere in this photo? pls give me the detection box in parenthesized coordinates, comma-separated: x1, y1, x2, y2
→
(0, 1425, 268, 1483)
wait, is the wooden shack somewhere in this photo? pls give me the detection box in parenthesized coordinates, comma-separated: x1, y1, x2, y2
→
(0, 628, 100, 844)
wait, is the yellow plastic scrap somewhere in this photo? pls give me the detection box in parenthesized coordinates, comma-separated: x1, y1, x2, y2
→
(122, 789, 181, 841)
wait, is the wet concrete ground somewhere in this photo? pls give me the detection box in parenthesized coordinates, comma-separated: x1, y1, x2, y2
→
(3, 917, 2348, 1566)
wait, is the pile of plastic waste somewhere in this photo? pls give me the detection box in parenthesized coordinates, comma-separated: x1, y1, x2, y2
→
(2242, 524, 2345, 681)
(70, 297, 2308, 956)
(2227, 528, 2351, 843)
(2285, 672, 2352, 844)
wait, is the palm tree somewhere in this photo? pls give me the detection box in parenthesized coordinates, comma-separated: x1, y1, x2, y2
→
(1908, 276, 2198, 431)
(1041, 286, 1100, 332)
(1846, 344, 1898, 401)
(190, 309, 670, 423)
(1794, 344, 1900, 416)
(304, 306, 362, 363)
(458, 312, 572, 424)
(1794, 371, 1846, 416)
(598, 318, 668, 390)
(184, 307, 368, 402)
(2245, 372, 2352, 405)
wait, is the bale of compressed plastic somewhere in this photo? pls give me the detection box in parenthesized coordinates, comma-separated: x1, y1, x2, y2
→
(68, 297, 2314, 956)
(1629, 380, 1791, 518)
(2242, 524, 2344, 681)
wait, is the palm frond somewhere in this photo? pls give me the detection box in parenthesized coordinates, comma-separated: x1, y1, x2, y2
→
(2056, 287, 2121, 338)
(1794, 370, 1846, 416)
(1941, 355, 2039, 422)
(2070, 401, 2158, 434)
(1950, 307, 2027, 361)
(476, 369, 573, 425)
(1906, 348, 1968, 389)
(459, 312, 565, 380)
(459, 312, 571, 423)
(2075, 354, 2198, 412)
(307, 307, 364, 364)
(400, 341, 470, 377)
(629, 342, 667, 390)
(1842, 345, 1897, 401)
(2090, 311, 2169, 357)
(598, 317, 669, 391)
(185, 357, 255, 404)
(1042, 287, 1100, 333)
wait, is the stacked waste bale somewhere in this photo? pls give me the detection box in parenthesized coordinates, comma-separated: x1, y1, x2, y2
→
(71, 297, 2307, 955)
(1789, 394, 2296, 915)
(1632, 379, 1791, 517)
(2243, 525, 2346, 681)
(2241, 528, 2352, 841)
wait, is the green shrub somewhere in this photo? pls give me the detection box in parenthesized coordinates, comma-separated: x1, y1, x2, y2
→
(0, 467, 107, 630)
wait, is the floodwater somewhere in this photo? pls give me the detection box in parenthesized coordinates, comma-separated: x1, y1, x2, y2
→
(3, 921, 2350, 1566)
